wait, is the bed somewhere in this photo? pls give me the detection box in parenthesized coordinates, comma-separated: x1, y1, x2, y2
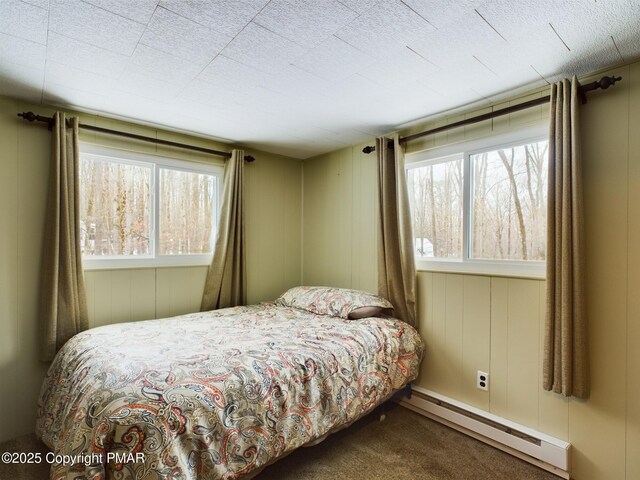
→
(36, 286, 424, 479)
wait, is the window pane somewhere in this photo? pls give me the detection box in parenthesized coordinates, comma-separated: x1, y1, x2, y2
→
(80, 156, 151, 256)
(159, 169, 217, 255)
(471, 140, 548, 261)
(407, 157, 463, 259)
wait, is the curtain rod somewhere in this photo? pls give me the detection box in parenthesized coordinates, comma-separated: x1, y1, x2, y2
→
(16, 111, 256, 163)
(362, 75, 622, 154)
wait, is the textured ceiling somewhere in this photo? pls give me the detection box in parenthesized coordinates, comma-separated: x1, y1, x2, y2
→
(1, 0, 639, 159)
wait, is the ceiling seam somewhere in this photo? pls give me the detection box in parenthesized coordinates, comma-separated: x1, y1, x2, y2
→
(472, 55, 499, 77)
(610, 35, 625, 63)
(78, 0, 150, 26)
(548, 23, 571, 51)
(19, 0, 47, 11)
(0, 29, 46, 46)
(530, 65, 550, 85)
(399, 0, 435, 29)
(158, 4, 232, 36)
(405, 45, 440, 68)
(177, 1, 274, 98)
(473, 8, 507, 42)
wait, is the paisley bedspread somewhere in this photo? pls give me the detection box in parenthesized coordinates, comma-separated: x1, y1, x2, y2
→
(36, 303, 424, 479)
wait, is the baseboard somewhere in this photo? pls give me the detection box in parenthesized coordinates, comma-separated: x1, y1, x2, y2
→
(398, 386, 571, 480)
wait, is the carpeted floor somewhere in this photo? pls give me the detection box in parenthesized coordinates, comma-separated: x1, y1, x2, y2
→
(0, 405, 558, 480)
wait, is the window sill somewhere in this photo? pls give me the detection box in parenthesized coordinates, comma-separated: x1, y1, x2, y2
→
(415, 259, 545, 280)
(82, 256, 212, 271)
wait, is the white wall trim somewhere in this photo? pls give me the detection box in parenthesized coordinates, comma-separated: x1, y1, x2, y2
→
(399, 387, 570, 479)
(415, 259, 545, 279)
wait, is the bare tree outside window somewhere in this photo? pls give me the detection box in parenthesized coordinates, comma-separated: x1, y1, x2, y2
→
(79, 153, 219, 261)
(79, 156, 151, 256)
(407, 156, 463, 259)
(406, 138, 548, 264)
(159, 169, 217, 255)
(471, 140, 548, 261)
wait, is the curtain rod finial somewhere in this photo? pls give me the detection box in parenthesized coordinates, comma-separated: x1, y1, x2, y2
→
(599, 75, 622, 90)
(362, 145, 376, 154)
(18, 111, 37, 122)
(18, 111, 54, 130)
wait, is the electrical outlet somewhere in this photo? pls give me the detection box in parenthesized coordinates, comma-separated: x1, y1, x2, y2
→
(477, 371, 489, 391)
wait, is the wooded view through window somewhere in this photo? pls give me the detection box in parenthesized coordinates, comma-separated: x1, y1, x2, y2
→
(159, 169, 216, 255)
(407, 155, 463, 259)
(80, 157, 151, 256)
(407, 138, 548, 263)
(471, 141, 548, 261)
(79, 150, 219, 262)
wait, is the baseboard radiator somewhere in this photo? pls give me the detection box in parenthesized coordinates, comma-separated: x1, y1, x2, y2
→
(399, 386, 571, 480)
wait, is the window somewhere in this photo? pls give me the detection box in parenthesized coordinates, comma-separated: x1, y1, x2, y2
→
(79, 145, 222, 269)
(406, 127, 548, 277)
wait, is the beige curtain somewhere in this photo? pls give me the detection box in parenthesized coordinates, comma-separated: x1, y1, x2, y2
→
(377, 135, 417, 326)
(201, 149, 246, 311)
(543, 76, 589, 399)
(39, 112, 89, 362)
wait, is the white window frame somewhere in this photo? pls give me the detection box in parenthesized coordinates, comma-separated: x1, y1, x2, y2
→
(80, 144, 223, 270)
(405, 124, 548, 279)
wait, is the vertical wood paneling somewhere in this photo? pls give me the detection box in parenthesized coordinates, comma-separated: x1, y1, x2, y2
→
(86, 267, 198, 326)
(509, 91, 546, 128)
(0, 98, 19, 442)
(247, 158, 270, 302)
(322, 150, 353, 288)
(245, 151, 260, 302)
(350, 144, 377, 293)
(445, 114, 465, 144)
(489, 277, 509, 418)
(257, 159, 286, 298)
(188, 266, 208, 311)
(409, 121, 437, 152)
(506, 279, 540, 429)
(463, 108, 492, 140)
(85, 270, 96, 326)
(91, 271, 113, 328)
(433, 119, 449, 148)
(570, 64, 629, 480)
(340, 151, 354, 288)
(461, 275, 490, 410)
(247, 153, 303, 303)
(350, 146, 364, 290)
(303, 145, 362, 291)
(110, 270, 132, 323)
(415, 272, 432, 388)
(491, 100, 511, 133)
(537, 282, 569, 441)
(360, 145, 378, 293)
(428, 273, 448, 394)
(444, 274, 464, 399)
(169, 268, 193, 315)
(283, 158, 302, 291)
(92, 117, 157, 155)
(318, 153, 336, 285)
(130, 269, 156, 321)
(626, 61, 640, 480)
(302, 154, 323, 286)
(417, 275, 545, 426)
(15, 103, 52, 436)
(156, 267, 206, 318)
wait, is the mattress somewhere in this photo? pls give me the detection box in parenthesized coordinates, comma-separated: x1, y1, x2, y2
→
(36, 303, 423, 479)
